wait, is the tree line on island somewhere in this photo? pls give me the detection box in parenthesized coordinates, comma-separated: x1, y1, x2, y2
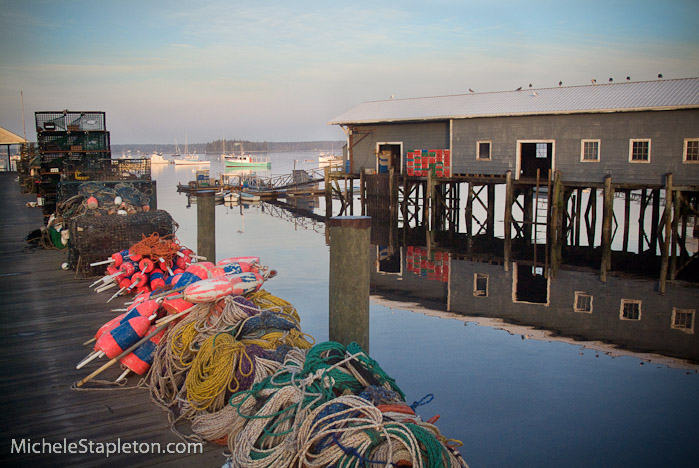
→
(111, 140, 345, 156)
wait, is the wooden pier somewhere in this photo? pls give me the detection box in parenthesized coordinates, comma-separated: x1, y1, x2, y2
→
(0, 173, 224, 467)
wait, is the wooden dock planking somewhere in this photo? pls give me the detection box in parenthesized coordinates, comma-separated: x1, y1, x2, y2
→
(0, 173, 225, 467)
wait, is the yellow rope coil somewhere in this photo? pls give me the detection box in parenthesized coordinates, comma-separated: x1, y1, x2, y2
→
(185, 333, 253, 412)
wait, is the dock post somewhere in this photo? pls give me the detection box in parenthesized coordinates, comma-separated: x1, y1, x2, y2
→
(328, 216, 371, 353)
(550, 171, 563, 278)
(504, 171, 513, 271)
(659, 174, 673, 293)
(324, 167, 331, 217)
(600, 175, 614, 282)
(360, 167, 365, 216)
(197, 190, 216, 263)
(670, 188, 681, 280)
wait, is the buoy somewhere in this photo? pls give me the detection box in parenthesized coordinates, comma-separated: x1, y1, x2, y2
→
(162, 295, 194, 315)
(217, 256, 260, 265)
(185, 263, 211, 281)
(121, 300, 160, 323)
(139, 258, 155, 274)
(183, 277, 234, 303)
(95, 315, 151, 359)
(86, 196, 98, 209)
(228, 271, 266, 296)
(118, 325, 167, 376)
(149, 271, 166, 290)
(81, 313, 126, 347)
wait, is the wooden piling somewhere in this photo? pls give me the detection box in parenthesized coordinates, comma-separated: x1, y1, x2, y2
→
(670, 188, 681, 279)
(196, 190, 216, 263)
(659, 174, 673, 294)
(328, 216, 371, 353)
(504, 171, 513, 271)
(324, 167, 331, 217)
(600, 175, 614, 281)
(549, 171, 563, 277)
(622, 189, 631, 252)
(359, 167, 365, 216)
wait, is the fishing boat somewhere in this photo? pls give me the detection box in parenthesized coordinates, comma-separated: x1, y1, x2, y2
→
(319, 152, 343, 167)
(224, 143, 271, 168)
(150, 152, 169, 164)
(224, 191, 240, 203)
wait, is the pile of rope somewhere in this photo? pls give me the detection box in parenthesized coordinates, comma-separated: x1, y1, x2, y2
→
(140, 289, 468, 467)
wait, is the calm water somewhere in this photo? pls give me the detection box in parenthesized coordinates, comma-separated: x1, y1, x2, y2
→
(150, 151, 699, 468)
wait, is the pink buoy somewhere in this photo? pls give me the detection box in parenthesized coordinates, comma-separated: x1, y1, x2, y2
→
(183, 277, 234, 303)
(185, 263, 210, 281)
(122, 299, 160, 323)
(217, 256, 260, 266)
(162, 294, 194, 315)
(228, 271, 265, 296)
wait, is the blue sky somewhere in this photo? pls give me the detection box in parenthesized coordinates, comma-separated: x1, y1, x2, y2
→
(1, 0, 698, 144)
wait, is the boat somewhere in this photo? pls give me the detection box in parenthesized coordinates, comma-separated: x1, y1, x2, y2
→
(239, 191, 261, 202)
(224, 191, 240, 203)
(224, 143, 271, 168)
(174, 154, 210, 166)
(319, 152, 343, 167)
(150, 152, 169, 164)
(173, 135, 210, 166)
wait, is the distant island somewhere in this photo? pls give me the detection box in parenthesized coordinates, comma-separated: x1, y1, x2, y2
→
(111, 139, 345, 156)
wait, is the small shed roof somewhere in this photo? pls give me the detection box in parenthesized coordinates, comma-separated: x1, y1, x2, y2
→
(0, 126, 28, 145)
(329, 77, 699, 125)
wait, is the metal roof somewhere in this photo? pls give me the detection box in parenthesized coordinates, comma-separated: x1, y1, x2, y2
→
(329, 77, 699, 125)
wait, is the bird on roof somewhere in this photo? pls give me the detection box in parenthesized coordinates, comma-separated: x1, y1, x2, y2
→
(469, 88, 474, 93)
(658, 73, 663, 79)
(591, 79, 597, 84)
(528, 83, 532, 88)
(389, 94, 394, 99)
(609, 78, 613, 82)
(516, 86, 522, 91)
(626, 76, 631, 81)
(559, 81, 562, 86)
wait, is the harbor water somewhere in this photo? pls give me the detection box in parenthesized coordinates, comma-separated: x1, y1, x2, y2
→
(152, 150, 698, 468)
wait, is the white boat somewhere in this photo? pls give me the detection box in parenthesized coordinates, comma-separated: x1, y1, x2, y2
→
(174, 135, 210, 165)
(224, 191, 240, 203)
(239, 191, 261, 202)
(150, 152, 169, 164)
(319, 152, 343, 167)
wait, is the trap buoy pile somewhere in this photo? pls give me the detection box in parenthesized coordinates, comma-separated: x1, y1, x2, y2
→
(74, 256, 469, 467)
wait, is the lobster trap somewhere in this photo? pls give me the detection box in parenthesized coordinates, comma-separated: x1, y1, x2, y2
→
(67, 210, 178, 279)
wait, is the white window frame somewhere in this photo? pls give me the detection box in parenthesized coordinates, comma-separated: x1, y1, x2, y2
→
(573, 291, 593, 313)
(515, 139, 556, 180)
(375, 141, 404, 174)
(671, 308, 695, 334)
(476, 140, 491, 161)
(620, 299, 642, 321)
(629, 139, 651, 163)
(473, 273, 489, 297)
(580, 139, 600, 162)
(683, 138, 699, 164)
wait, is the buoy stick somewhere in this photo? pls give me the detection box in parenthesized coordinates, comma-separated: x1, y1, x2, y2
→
(82, 337, 96, 346)
(95, 282, 117, 293)
(76, 307, 194, 388)
(76, 350, 105, 369)
(90, 258, 115, 267)
(115, 369, 130, 383)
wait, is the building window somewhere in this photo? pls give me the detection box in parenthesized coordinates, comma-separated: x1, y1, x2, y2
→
(474, 273, 488, 297)
(671, 308, 695, 334)
(620, 299, 642, 320)
(535, 143, 548, 159)
(629, 139, 651, 163)
(684, 139, 699, 163)
(574, 292, 593, 313)
(581, 140, 600, 162)
(477, 141, 491, 160)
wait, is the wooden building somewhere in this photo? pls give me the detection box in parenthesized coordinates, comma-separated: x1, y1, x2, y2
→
(329, 77, 699, 188)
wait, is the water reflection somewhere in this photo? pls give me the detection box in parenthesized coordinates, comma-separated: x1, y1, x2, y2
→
(372, 245, 699, 365)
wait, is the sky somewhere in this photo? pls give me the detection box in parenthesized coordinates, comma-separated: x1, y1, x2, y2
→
(1, 0, 698, 144)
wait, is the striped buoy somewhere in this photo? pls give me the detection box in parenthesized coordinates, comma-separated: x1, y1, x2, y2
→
(217, 256, 260, 266)
(183, 277, 234, 303)
(96, 316, 151, 359)
(228, 271, 265, 296)
(121, 299, 160, 323)
(119, 325, 166, 375)
(93, 313, 126, 343)
(162, 294, 194, 315)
